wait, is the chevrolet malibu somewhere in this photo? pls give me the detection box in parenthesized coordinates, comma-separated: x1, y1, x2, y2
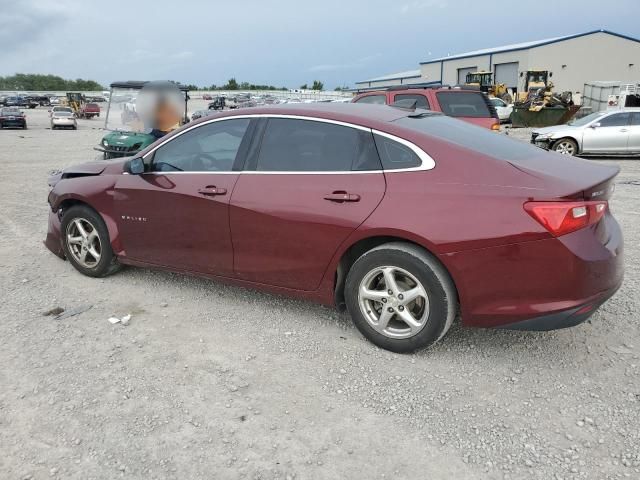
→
(45, 104, 623, 352)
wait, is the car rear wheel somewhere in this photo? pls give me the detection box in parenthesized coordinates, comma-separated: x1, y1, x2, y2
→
(61, 205, 121, 278)
(552, 138, 578, 156)
(345, 242, 457, 353)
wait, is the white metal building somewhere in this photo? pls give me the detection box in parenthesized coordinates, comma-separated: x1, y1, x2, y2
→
(354, 69, 424, 90)
(356, 29, 640, 94)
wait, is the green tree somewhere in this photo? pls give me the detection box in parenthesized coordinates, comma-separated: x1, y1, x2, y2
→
(224, 78, 239, 90)
(311, 80, 324, 91)
(0, 73, 103, 91)
(300, 83, 308, 90)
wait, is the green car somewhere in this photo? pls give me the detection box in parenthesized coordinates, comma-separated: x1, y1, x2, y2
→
(95, 81, 189, 159)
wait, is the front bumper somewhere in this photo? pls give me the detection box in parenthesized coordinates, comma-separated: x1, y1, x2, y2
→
(44, 208, 65, 259)
(531, 133, 552, 150)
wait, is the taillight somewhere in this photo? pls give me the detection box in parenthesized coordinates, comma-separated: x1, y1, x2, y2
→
(524, 201, 607, 237)
(491, 122, 500, 131)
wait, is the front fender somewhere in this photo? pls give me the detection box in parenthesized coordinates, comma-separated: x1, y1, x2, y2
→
(48, 175, 124, 255)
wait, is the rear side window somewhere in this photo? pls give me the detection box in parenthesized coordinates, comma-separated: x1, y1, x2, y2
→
(394, 94, 430, 109)
(436, 92, 492, 118)
(374, 134, 421, 170)
(631, 112, 640, 126)
(599, 112, 631, 127)
(256, 118, 381, 172)
(354, 95, 386, 105)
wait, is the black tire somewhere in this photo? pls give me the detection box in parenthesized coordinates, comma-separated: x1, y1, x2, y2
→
(61, 205, 121, 278)
(345, 242, 457, 353)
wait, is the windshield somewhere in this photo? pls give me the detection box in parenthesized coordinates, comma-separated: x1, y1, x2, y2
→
(568, 112, 605, 126)
(104, 86, 187, 133)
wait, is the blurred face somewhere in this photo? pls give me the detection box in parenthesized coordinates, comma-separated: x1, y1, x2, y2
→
(154, 100, 181, 132)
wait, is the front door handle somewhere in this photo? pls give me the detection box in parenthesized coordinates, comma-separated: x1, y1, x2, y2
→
(198, 186, 227, 196)
(324, 191, 361, 203)
(619, 128, 629, 132)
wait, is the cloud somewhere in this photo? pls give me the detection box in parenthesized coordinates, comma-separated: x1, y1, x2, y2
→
(400, 0, 448, 14)
(0, 1, 68, 56)
(307, 54, 381, 72)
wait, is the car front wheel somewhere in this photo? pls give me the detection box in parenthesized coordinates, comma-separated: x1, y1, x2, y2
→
(61, 205, 121, 277)
(345, 242, 457, 353)
(552, 138, 578, 156)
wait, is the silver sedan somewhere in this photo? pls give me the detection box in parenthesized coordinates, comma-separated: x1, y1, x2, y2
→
(532, 108, 640, 156)
(51, 111, 77, 130)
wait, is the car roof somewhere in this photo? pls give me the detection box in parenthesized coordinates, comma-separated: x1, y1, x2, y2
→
(191, 103, 413, 130)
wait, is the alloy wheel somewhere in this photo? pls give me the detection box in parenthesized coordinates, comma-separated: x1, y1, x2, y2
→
(554, 140, 576, 155)
(65, 217, 102, 268)
(357, 266, 430, 339)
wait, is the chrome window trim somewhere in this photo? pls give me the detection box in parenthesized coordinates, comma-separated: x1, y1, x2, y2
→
(141, 113, 436, 174)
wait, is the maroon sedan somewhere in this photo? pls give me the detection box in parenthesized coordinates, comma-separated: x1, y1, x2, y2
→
(45, 104, 623, 352)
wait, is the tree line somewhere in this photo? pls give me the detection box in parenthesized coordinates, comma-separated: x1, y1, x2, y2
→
(185, 78, 348, 92)
(0, 74, 104, 91)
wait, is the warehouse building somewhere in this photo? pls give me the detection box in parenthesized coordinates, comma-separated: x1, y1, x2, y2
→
(356, 29, 640, 94)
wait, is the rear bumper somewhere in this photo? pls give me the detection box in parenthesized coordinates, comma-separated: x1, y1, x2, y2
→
(444, 213, 624, 330)
(496, 280, 621, 331)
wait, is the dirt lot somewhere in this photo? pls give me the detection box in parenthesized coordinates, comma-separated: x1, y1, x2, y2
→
(1, 106, 639, 480)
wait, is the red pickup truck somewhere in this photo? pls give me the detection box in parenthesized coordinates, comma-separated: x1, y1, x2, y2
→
(79, 103, 100, 119)
(352, 86, 500, 130)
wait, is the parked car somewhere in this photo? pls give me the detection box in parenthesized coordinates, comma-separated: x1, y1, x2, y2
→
(352, 86, 500, 130)
(3, 96, 37, 108)
(0, 107, 27, 129)
(191, 109, 219, 121)
(79, 103, 100, 119)
(25, 95, 51, 106)
(49, 96, 62, 105)
(202, 94, 214, 100)
(51, 111, 77, 130)
(489, 97, 513, 122)
(44, 103, 623, 353)
(531, 108, 640, 156)
(49, 106, 74, 118)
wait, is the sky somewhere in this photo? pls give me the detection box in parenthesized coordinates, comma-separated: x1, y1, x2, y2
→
(1, 0, 638, 90)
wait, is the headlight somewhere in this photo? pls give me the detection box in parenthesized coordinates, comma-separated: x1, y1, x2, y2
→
(535, 133, 552, 140)
(102, 139, 108, 146)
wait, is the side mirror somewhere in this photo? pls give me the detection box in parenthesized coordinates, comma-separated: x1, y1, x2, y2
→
(549, 72, 553, 77)
(590, 122, 601, 129)
(128, 157, 145, 175)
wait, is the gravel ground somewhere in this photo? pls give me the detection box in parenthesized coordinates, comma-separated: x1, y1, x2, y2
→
(1, 105, 639, 480)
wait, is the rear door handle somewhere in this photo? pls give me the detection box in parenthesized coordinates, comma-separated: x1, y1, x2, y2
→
(198, 186, 227, 196)
(620, 128, 629, 132)
(324, 191, 361, 203)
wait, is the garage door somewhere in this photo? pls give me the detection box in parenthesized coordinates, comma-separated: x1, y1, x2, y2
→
(495, 62, 519, 89)
(457, 67, 477, 85)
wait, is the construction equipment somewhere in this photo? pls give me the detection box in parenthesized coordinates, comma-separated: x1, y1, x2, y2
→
(464, 71, 512, 102)
(66, 92, 85, 116)
(511, 69, 578, 127)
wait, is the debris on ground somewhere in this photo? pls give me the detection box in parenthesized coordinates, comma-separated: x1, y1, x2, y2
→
(43, 306, 65, 316)
(108, 314, 132, 326)
(53, 304, 92, 320)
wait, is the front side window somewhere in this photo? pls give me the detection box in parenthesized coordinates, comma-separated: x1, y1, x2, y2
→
(490, 98, 506, 107)
(598, 113, 631, 127)
(354, 95, 386, 105)
(394, 94, 430, 109)
(630, 112, 640, 126)
(152, 118, 249, 172)
(255, 118, 380, 172)
(436, 92, 492, 118)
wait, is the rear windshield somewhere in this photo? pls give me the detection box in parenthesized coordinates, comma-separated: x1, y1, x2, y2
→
(1, 108, 20, 114)
(394, 115, 544, 162)
(436, 92, 492, 118)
